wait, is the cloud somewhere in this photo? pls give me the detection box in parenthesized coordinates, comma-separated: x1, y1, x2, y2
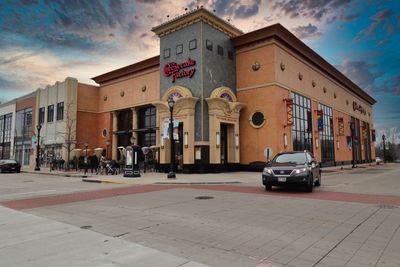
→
(381, 75, 400, 95)
(340, 13, 360, 22)
(336, 60, 384, 93)
(376, 39, 391, 46)
(354, 9, 395, 42)
(292, 23, 322, 39)
(272, 0, 351, 21)
(186, 0, 261, 19)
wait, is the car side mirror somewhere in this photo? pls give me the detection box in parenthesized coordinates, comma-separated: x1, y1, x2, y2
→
(311, 162, 316, 168)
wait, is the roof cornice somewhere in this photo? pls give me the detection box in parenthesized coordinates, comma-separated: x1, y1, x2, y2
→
(151, 8, 243, 38)
(232, 24, 376, 105)
(92, 56, 160, 84)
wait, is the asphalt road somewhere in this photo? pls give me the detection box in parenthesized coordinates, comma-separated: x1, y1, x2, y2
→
(1, 164, 400, 266)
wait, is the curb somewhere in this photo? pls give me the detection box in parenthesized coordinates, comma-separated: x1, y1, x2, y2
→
(21, 170, 87, 178)
(154, 181, 241, 185)
(82, 178, 136, 185)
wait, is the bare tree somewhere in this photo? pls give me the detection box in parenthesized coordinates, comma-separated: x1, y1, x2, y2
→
(56, 102, 77, 171)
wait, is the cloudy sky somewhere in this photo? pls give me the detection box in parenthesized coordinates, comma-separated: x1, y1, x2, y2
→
(0, 0, 399, 143)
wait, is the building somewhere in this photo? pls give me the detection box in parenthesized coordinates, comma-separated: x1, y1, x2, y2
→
(88, 8, 376, 172)
(0, 100, 16, 160)
(14, 92, 36, 167)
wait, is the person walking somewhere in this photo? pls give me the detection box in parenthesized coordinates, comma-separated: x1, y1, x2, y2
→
(91, 154, 99, 174)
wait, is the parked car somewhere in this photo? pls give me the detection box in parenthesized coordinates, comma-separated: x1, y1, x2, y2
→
(262, 151, 321, 192)
(0, 159, 21, 173)
(376, 157, 383, 165)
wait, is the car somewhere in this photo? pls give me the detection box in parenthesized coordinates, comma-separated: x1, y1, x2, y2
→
(375, 157, 383, 165)
(0, 159, 21, 173)
(262, 151, 321, 192)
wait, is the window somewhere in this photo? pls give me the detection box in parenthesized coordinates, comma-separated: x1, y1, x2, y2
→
(176, 44, 183, 55)
(318, 103, 334, 164)
(163, 48, 170, 58)
(291, 92, 313, 153)
(138, 106, 156, 147)
(206, 40, 213, 51)
(39, 107, 45, 124)
(217, 45, 223, 56)
(0, 113, 12, 159)
(250, 111, 265, 128)
(228, 51, 234, 60)
(57, 102, 64, 121)
(189, 39, 197, 50)
(47, 104, 54, 122)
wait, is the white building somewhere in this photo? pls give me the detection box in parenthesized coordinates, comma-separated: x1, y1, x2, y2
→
(35, 77, 78, 163)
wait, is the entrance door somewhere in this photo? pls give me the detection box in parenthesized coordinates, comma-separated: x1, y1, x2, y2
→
(220, 124, 228, 165)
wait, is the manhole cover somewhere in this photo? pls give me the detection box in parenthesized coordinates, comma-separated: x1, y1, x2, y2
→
(377, 204, 398, 209)
(195, 196, 214, 200)
(80, 225, 92, 229)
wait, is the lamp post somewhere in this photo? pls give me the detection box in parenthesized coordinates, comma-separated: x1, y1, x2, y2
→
(382, 134, 386, 164)
(106, 139, 111, 160)
(34, 124, 42, 171)
(167, 98, 176, 179)
(84, 142, 88, 175)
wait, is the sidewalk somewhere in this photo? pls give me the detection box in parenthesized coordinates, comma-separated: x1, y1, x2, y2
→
(0, 206, 208, 267)
(22, 162, 385, 186)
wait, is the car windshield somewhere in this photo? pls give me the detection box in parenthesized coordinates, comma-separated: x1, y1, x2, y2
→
(273, 153, 307, 164)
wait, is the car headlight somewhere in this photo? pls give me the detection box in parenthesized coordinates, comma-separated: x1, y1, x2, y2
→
(294, 167, 308, 175)
(263, 167, 273, 175)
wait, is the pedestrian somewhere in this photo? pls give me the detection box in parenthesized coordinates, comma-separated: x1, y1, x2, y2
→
(91, 154, 99, 174)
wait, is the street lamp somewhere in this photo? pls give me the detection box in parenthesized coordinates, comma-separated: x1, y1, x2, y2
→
(106, 139, 111, 159)
(84, 142, 88, 175)
(382, 134, 386, 164)
(34, 124, 42, 171)
(167, 97, 176, 179)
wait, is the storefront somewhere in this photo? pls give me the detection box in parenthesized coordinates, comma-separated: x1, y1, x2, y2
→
(85, 8, 375, 172)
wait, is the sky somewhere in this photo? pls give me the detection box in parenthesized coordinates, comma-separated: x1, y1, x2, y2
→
(0, 0, 399, 144)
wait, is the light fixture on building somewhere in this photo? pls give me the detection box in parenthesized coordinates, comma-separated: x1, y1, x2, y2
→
(280, 62, 285, 71)
(184, 132, 188, 148)
(216, 132, 220, 148)
(235, 134, 239, 149)
(284, 133, 288, 147)
(252, 62, 260, 71)
(298, 72, 303, 80)
(315, 138, 319, 149)
(312, 80, 316, 87)
(336, 140, 340, 149)
(161, 134, 164, 149)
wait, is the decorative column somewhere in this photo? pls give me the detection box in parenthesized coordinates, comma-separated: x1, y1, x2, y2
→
(131, 108, 138, 144)
(112, 111, 118, 160)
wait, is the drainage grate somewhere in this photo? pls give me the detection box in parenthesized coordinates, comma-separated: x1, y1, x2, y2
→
(80, 225, 92, 229)
(195, 196, 214, 200)
(377, 204, 398, 209)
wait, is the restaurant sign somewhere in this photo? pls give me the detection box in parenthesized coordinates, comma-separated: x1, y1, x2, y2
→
(163, 58, 196, 83)
(352, 101, 366, 115)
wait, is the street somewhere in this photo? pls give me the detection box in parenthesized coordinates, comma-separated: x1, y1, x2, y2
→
(1, 164, 400, 266)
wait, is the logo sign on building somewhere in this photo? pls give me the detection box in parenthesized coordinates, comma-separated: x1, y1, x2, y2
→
(317, 110, 324, 132)
(285, 98, 294, 126)
(163, 58, 196, 83)
(352, 101, 366, 115)
(337, 117, 344, 136)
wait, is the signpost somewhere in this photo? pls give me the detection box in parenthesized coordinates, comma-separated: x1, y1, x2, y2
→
(264, 147, 273, 161)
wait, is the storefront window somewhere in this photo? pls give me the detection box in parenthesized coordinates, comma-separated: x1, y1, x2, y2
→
(318, 103, 334, 164)
(291, 92, 313, 153)
(0, 113, 12, 159)
(138, 106, 156, 147)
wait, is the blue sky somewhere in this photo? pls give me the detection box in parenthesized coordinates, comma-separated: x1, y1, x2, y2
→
(0, 0, 399, 143)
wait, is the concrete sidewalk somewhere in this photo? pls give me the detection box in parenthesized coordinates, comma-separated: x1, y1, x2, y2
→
(20, 162, 385, 185)
(0, 206, 208, 267)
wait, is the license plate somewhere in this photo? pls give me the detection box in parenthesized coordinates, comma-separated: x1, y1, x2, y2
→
(278, 177, 287, 182)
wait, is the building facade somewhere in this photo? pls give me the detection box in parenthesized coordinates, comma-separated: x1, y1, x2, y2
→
(88, 8, 376, 172)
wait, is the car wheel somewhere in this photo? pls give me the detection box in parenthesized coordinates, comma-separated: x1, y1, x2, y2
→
(16, 169, 21, 173)
(315, 173, 321, 186)
(305, 174, 313, 192)
(265, 184, 272, 191)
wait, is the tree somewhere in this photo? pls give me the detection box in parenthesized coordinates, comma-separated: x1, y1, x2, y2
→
(56, 102, 77, 171)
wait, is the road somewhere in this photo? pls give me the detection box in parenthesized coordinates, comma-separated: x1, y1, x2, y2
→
(1, 164, 399, 266)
